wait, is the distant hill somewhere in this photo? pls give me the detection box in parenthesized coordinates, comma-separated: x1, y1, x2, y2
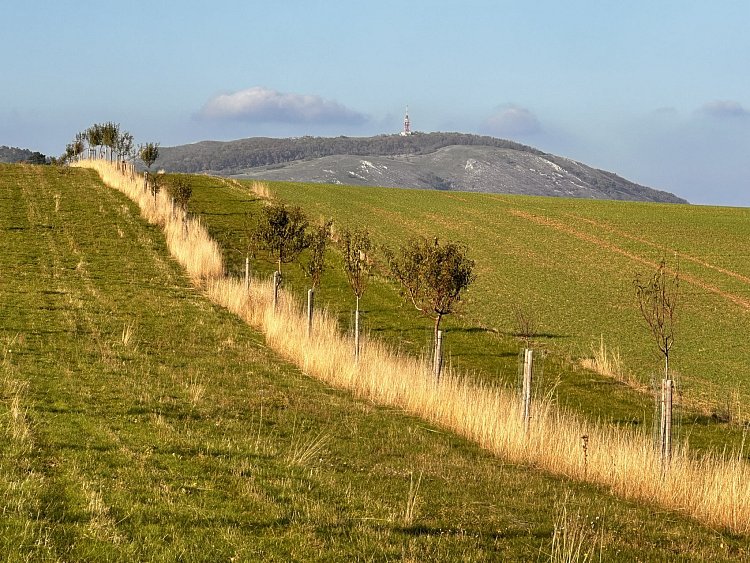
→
(156, 133, 687, 204)
(0, 145, 47, 164)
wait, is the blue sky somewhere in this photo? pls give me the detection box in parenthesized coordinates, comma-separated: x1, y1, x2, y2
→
(2, 1, 749, 206)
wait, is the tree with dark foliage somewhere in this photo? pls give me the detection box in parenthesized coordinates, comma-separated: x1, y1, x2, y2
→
(385, 236, 476, 340)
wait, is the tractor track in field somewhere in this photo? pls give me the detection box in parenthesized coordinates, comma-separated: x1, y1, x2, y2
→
(566, 213, 750, 287)
(510, 209, 750, 311)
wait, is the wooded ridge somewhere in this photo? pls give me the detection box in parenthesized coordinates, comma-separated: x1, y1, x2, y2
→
(156, 132, 687, 204)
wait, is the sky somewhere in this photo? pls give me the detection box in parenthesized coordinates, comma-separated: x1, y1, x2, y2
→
(2, 1, 749, 206)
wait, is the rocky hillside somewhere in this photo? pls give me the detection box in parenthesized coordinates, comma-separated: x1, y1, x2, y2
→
(156, 133, 687, 203)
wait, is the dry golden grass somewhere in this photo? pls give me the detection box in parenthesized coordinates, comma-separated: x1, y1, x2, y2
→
(249, 180, 271, 199)
(580, 336, 646, 392)
(2, 338, 33, 452)
(76, 159, 750, 535)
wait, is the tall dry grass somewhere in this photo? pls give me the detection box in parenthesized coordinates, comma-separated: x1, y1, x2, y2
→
(580, 336, 647, 392)
(76, 158, 750, 534)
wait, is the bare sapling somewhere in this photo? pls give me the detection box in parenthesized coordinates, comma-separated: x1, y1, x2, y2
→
(513, 303, 537, 349)
(339, 227, 373, 360)
(385, 236, 475, 380)
(634, 258, 679, 465)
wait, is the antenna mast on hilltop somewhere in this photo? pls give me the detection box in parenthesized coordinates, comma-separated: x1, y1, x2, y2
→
(401, 105, 412, 136)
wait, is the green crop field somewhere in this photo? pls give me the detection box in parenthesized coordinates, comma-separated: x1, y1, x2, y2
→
(183, 176, 750, 454)
(2, 163, 749, 560)
(267, 181, 750, 405)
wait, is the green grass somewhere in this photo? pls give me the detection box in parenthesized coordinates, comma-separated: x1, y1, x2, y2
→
(2, 166, 749, 560)
(181, 176, 750, 455)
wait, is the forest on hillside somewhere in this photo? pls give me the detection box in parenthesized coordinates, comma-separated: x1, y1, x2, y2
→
(0, 146, 47, 164)
(158, 132, 544, 173)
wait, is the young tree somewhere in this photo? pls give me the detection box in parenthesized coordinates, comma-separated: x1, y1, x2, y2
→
(634, 258, 679, 380)
(139, 142, 160, 195)
(340, 227, 372, 302)
(70, 131, 86, 161)
(385, 236, 475, 378)
(340, 227, 373, 358)
(101, 122, 120, 161)
(165, 176, 193, 212)
(115, 130, 134, 167)
(302, 219, 332, 290)
(252, 202, 309, 274)
(301, 219, 332, 335)
(148, 172, 163, 198)
(634, 258, 679, 464)
(139, 142, 160, 172)
(85, 124, 103, 159)
(385, 236, 476, 341)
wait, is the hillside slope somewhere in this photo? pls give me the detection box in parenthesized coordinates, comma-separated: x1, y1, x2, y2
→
(248, 180, 750, 418)
(156, 133, 686, 203)
(4, 164, 743, 559)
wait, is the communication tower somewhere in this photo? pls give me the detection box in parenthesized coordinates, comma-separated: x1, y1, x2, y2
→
(401, 106, 412, 136)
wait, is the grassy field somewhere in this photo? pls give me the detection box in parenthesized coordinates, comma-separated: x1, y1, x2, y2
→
(2, 165, 749, 560)
(266, 181, 750, 405)
(179, 176, 750, 455)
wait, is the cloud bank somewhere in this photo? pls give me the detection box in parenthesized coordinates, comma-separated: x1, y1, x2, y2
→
(481, 104, 542, 137)
(198, 86, 367, 125)
(697, 99, 748, 118)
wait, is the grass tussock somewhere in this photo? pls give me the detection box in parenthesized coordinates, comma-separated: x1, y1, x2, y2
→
(547, 495, 604, 563)
(403, 471, 423, 527)
(77, 159, 750, 535)
(249, 180, 271, 199)
(580, 336, 645, 392)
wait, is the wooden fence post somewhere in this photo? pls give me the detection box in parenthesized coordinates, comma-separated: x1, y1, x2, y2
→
(661, 378, 673, 466)
(354, 296, 361, 361)
(522, 348, 533, 434)
(307, 288, 314, 337)
(273, 271, 280, 312)
(244, 255, 250, 294)
(433, 330, 443, 381)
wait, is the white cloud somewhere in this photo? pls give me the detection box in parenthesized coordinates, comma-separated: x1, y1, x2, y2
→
(482, 104, 542, 137)
(697, 100, 749, 118)
(198, 86, 367, 125)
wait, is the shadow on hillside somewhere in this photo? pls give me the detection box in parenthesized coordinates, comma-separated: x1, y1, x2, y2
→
(197, 210, 255, 217)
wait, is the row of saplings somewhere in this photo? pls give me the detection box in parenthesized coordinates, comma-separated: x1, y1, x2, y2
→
(241, 199, 681, 465)
(89, 129, 678, 466)
(245, 200, 475, 380)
